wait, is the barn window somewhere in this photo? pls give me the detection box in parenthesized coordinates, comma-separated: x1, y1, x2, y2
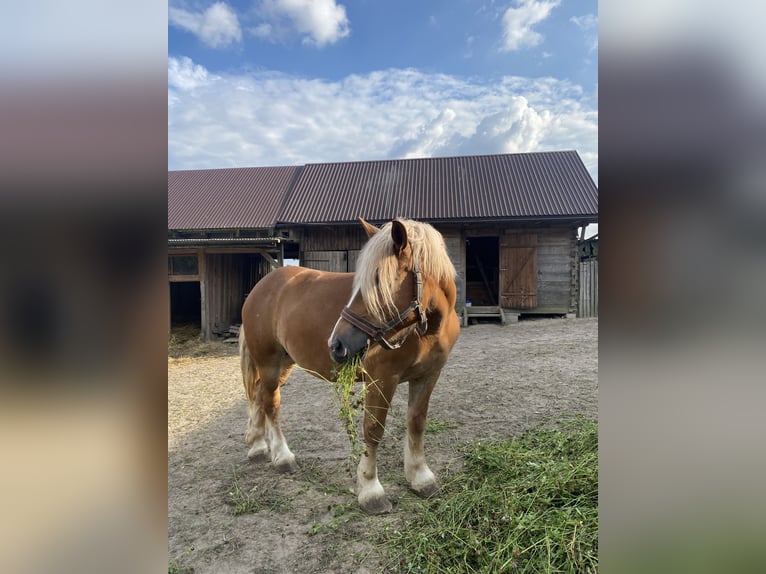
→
(168, 255, 199, 275)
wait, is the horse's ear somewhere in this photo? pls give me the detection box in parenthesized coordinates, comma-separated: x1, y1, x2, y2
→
(358, 217, 379, 238)
(391, 220, 408, 257)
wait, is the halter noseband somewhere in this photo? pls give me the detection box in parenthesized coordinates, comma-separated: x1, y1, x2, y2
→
(340, 265, 428, 350)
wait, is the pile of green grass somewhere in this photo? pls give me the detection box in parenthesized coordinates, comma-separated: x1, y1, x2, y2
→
(331, 353, 368, 465)
(385, 417, 598, 573)
(227, 466, 291, 515)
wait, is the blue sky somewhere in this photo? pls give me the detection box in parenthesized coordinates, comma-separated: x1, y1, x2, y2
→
(169, 0, 597, 185)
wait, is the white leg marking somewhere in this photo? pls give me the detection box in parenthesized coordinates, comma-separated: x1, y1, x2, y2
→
(247, 437, 269, 461)
(405, 379, 440, 498)
(245, 400, 269, 461)
(265, 417, 297, 473)
(356, 449, 391, 514)
(404, 434, 438, 496)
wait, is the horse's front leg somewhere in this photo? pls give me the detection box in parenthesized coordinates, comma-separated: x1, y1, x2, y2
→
(404, 372, 441, 498)
(357, 377, 397, 514)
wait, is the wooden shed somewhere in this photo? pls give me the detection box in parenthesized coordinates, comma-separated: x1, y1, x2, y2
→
(168, 151, 597, 338)
(167, 166, 301, 339)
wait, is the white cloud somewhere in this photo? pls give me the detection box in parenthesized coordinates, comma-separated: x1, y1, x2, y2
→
(570, 13, 598, 53)
(168, 56, 216, 91)
(402, 108, 458, 159)
(168, 57, 597, 182)
(501, 0, 560, 52)
(169, 2, 242, 48)
(253, 0, 350, 47)
(249, 22, 273, 39)
(570, 14, 597, 30)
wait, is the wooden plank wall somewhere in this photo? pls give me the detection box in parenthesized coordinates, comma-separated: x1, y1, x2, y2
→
(347, 249, 361, 272)
(301, 226, 368, 273)
(203, 253, 238, 338)
(440, 229, 465, 308)
(301, 226, 367, 252)
(300, 249, 361, 273)
(535, 229, 577, 312)
(302, 226, 462, 292)
(578, 259, 598, 317)
(301, 250, 348, 272)
(203, 253, 271, 338)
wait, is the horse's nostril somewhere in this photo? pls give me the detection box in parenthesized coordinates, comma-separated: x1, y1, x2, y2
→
(330, 338, 348, 359)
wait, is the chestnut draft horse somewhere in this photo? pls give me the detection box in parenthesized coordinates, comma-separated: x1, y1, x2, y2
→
(239, 217, 460, 514)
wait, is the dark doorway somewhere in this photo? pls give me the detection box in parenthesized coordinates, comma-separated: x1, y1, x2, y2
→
(465, 237, 499, 306)
(170, 281, 201, 327)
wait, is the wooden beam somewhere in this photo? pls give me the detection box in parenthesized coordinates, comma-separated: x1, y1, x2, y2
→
(201, 247, 281, 255)
(199, 251, 210, 341)
(261, 252, 279, 269)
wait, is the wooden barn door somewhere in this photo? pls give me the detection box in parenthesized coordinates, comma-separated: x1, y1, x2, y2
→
(302, 250, 347, 272)
(500, 233, 538, 309)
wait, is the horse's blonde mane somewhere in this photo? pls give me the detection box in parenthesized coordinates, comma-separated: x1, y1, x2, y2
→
(353, 218, 456, 322)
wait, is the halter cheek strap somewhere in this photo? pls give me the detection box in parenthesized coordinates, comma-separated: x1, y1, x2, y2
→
(340, 265, 428, 351)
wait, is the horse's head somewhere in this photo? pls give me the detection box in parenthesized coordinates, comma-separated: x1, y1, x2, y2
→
(328, 218, 428, 363)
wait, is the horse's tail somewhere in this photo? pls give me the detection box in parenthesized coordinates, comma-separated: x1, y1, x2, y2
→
(239, 323, 258, 401)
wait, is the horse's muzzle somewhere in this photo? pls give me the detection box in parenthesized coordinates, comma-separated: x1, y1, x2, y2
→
(329, 337, 349, 363)
(329, 326, 368, 364)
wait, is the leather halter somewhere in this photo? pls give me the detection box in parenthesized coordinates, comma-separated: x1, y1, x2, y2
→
(340, 265, 428, 350)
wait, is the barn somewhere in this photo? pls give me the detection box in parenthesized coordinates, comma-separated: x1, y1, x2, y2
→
(168, 150, 597, 339)
(168, 166, 301, 339)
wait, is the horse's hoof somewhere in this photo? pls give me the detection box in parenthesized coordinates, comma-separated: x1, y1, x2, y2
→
(273, 457, 299, 474)
(412, 480, 440, 499)
(247, 444, 269, 462)
(360, 494, 393, 515)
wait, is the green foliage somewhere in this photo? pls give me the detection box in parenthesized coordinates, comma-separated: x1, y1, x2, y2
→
(331, 353, 369, 465)
(307, 502, 366, 536)
(227, 466, 291, 515)
(385, 417, 598, 573)
(425, 418, 459, 434)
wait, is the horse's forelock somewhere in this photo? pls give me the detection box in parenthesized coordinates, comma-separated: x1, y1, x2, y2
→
(354, 219, 456, 322)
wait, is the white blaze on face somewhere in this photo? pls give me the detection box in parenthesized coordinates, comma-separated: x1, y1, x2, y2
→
(328, 285, 360, 346)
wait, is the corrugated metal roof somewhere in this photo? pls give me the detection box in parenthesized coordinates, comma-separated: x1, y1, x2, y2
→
(168, 165, 301, 230)
(278, 151, 597, 224)
(168, 151, 597, 230)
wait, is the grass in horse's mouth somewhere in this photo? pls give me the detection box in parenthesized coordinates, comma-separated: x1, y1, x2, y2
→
(332, 351, 369, 468)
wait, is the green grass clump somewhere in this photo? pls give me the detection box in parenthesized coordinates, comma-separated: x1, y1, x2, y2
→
(332, 353, 369, 465)
(385, 417, 598, 573)
(227, 466, 291, 515)
(425, 418, 458, 434)
(307, 502, 366, 536)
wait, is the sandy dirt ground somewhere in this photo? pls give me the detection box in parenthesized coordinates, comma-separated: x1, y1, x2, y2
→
(168, 317, 597, 573)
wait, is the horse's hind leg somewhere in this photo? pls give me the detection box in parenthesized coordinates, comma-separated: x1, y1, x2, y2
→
(240, 326, 297, 472)
(240, 326, 268, 461)
(258, 362, 298, 473)
(404, 371, 441, 498)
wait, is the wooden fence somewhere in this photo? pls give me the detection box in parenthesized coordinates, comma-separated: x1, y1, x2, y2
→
(578, 258, 598, 317)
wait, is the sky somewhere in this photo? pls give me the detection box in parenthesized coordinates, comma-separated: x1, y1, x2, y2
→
(168, 0, 598, 187)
